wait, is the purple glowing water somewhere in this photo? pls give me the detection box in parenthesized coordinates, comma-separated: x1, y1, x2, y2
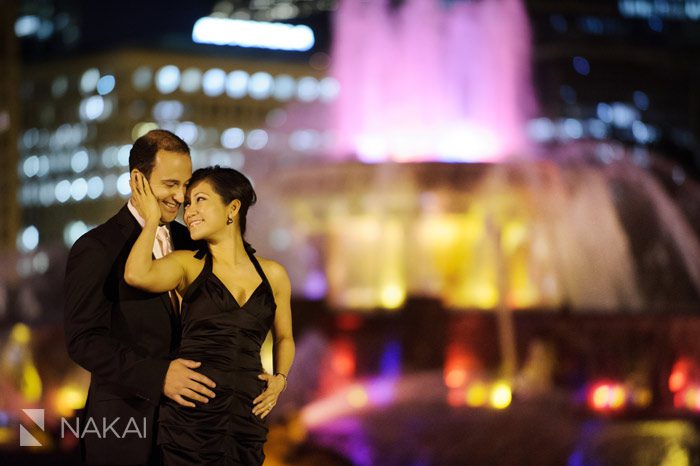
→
(331, 0, 536, 163)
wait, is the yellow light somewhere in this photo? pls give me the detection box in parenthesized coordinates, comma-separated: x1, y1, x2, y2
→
(21, 362, 42, 403)
(465, 381, 488, 407)
(55, 385, 87, 417)
(347, 385, 368, 408)
(501, 220, 527, 253)
(469, 283, 499, 309)
(10, 323, 31, 344)
(592, 385, 609, 409)
(490, 381, 512, 409)
(131, 122, 158, 141)
(609, 385, 626, 410)
(633, 387, 653, 408)
(380, 284, 405, 309)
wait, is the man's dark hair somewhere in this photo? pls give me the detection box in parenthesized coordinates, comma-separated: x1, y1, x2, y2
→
(129, 129, 190, 178)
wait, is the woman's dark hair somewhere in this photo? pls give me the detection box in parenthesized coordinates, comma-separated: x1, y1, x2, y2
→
(188, 166, 257, 238)
(129, 129, 190, 178)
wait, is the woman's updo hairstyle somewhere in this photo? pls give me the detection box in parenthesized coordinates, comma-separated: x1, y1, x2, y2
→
(188, 166, 257, 239)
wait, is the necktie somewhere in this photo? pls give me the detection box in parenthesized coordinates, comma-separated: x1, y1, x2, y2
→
(155, 226, 180, 313)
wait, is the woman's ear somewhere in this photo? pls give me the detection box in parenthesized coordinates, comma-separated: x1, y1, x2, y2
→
(228, 199, 242, 218)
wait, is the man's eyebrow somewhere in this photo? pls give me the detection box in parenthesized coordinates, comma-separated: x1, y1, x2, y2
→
(161, 179, 182, 184)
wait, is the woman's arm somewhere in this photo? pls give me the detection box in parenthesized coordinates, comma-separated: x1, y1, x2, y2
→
(253, 260, 295, 419)
(123, 171, 186, 293)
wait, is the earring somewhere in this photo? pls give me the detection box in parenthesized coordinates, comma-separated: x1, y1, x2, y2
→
(226, 217, 233, 225)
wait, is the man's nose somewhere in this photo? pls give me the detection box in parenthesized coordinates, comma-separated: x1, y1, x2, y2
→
(174, 188, 185, 204)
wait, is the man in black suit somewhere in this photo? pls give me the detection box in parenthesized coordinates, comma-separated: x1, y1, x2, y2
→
(64, 130, 216, 465)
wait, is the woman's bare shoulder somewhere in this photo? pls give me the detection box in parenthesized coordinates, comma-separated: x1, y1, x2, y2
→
(257, 257, 290, 287)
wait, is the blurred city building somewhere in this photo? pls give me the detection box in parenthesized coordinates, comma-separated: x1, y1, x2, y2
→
(13, 0, 335, 255)
(3, 2, 700, 464)
(0, 0, 21, 252)
(526, 0, 700, 174)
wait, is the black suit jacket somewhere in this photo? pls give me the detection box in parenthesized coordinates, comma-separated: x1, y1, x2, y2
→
(64, 205, 198, 465)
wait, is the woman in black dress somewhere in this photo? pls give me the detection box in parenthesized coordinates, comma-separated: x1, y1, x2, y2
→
(125, 166, 295, 465)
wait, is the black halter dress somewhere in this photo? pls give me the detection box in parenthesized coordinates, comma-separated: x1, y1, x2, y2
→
(158, 246, 276, 465)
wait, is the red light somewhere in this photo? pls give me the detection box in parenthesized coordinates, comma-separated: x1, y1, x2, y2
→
(588, 381, 627, 412)
(336, 314, 364, 331)
(669, 358, 691, 393)
(445, 369, 467, 388)
(447, 388, 464, 407)
(330, 339, 356, 378)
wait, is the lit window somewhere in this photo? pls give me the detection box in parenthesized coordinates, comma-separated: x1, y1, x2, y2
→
(103, 174, 118, 197)
(22, 128, 39, 149)
(71, 150, 89, 173)
(79, 96, 105, 121)
(203, 69, 226, 96)
(23, 156, 40, 178)
(246, 129, 268, 150)
(221, 128, 245, 149)
(55, 180, 72, 203)
(177, 122, 199, 145)
(117, 144, 131, 167)
(181, 68, 202, 93)
(297, 76, 320, 102)
(17, 226, 39, 252)
(37, 156, 50, 177)
(289, 130, 320, 151)
(97, 75, 116, 95)
(226, 70, 249, 98)
(52, 76, 68, 98)
(153, 100, 184, 120)
(248, 72, 274, 100)
(80, 68, 100, 94)
(273, 74, 295, 101)
(117, 173, 131, 196)
(155, 65, 181, 94)
(87, 176, 104, 199)
(70, 178, 88, 201)
(64, 221, 89, 247)
(320, 77, 340, 102)
(101, 146, 118, 168)
(14, 15, 40, 37)
(132, 66, 152, 91)
(562, 118, 584, 139)
(39, 182, 54, 206)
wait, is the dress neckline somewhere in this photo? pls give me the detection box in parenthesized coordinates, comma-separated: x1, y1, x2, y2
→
(199, 245, 269, 309)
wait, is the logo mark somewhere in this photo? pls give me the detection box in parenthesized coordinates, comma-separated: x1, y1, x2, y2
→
(20, 408, 44, 446)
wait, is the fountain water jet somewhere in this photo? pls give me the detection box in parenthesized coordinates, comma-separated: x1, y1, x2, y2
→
(331, 0, 535, 162)
(247, 0, 700, 312)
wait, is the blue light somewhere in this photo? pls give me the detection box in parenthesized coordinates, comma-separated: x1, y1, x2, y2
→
(573, 56, 590, 76)
(549, 14, 567, 33)
(648, 15, 664, 31)
(380, 340, 402, 377)
(97, 75, 116, 95)
(633, 90, 649, 111)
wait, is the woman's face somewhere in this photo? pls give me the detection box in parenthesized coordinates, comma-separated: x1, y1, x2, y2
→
(184, 180, 235, 241)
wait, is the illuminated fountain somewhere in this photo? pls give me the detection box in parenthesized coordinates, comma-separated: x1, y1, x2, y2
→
(250, 0, 700, 313)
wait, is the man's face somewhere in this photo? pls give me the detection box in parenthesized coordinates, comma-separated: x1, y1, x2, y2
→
(147, 150, 192, 223)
